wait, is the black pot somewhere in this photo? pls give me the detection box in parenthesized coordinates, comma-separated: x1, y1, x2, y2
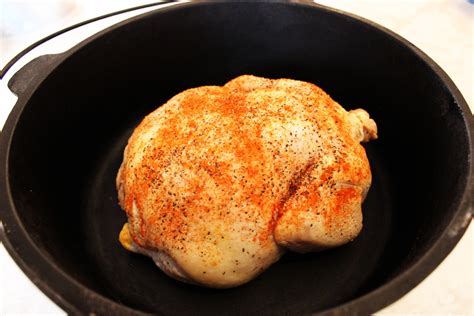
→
(0, 1, 472, 315)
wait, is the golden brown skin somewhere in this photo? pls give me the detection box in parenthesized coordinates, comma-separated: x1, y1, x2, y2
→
(117, 75, 377, 288)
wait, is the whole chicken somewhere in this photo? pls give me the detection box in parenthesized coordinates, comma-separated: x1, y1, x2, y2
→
(117, 75, 377, 288)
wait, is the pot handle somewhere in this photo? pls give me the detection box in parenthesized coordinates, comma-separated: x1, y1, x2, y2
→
(7, 54, 63, 97)
(0, 1, 171, 80)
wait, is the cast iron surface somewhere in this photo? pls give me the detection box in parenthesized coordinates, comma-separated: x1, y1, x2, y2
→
(0, 1, 472, 315)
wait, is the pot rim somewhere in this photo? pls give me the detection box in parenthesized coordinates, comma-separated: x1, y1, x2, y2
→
(0, 1, 472, 315)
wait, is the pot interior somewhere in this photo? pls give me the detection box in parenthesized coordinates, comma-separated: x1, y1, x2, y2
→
(6, 2, 470, 315)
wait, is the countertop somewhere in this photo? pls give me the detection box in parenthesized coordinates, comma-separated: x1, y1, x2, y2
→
(0, 0, 472, 314)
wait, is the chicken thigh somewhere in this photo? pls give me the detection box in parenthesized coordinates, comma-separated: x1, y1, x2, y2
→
(116, 75, 377, 288)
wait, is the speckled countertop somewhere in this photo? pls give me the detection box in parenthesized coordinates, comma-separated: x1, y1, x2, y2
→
(0, 0, 472, 314)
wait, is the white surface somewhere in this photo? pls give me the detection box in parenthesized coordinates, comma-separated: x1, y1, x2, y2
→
(0, 0, 472, 315)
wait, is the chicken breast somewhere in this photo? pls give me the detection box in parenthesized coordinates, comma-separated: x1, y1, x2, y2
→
(116, 75, 377, 288)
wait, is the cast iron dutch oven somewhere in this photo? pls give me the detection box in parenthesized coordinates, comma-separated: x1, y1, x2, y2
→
(0, 1, 472, 315)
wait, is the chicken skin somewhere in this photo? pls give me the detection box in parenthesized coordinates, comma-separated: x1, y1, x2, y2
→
(117, 75, 377, 288)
